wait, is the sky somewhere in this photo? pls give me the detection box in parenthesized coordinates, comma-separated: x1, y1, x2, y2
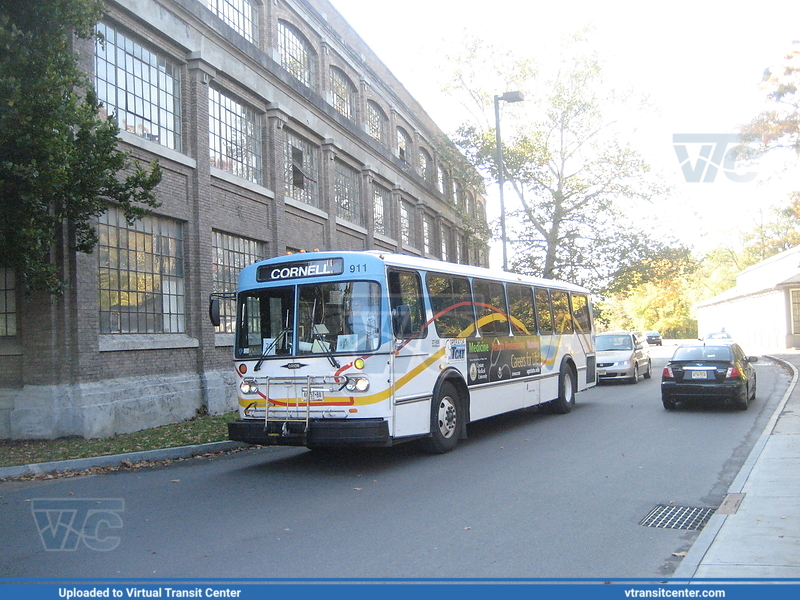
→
(328, 0, 800, 264)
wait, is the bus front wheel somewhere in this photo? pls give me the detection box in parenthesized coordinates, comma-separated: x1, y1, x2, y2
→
(550, 366, 576, 414)
(423, 382, 461, 454)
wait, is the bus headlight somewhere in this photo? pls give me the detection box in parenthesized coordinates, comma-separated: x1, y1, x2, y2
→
(345, 376, 370, 392)
(240, 378, 259, 395)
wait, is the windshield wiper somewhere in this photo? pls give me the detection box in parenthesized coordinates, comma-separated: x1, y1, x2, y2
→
(254, 309, 292, 372)
(308, 299, 340, 369)
(254, 327, 290, 372)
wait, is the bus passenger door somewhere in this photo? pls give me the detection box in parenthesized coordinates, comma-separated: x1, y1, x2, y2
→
(388, 270, 434, 438)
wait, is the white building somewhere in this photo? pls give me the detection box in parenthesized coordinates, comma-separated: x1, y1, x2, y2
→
(696, 245, 800, 350)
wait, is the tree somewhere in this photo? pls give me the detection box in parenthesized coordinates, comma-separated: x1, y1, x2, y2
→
(442, 33, 672, 291)
(594, 246, 698, 337)
(740, 41, 800, 229)
(0, 0, 162, 294)
(741, 42, 800, 155)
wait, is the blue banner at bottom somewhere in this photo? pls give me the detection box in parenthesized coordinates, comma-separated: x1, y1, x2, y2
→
(1, 582, 799, 600)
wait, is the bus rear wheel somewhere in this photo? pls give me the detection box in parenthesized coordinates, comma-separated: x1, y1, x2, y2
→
(423, 382, 461, 454)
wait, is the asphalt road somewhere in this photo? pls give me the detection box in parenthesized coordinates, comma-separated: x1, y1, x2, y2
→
(0, 345, 790, 579)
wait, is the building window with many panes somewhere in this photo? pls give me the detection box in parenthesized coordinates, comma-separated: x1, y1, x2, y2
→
(459, 234, 469, 265)
(441, 224, 450, 262)
(373, 184, 394, 238)
(436, 165, 446, 195)
(334, 161, 362, 226)
(419, 148, 432, 182)
(423, 214, 434, 255)
(0, 268, 16, 337)
(330, 67, 357, 121)
(278, 21, 315, 89)
(209, 87, 262, 184)
(397, 127, 411, 164)
(95, 21, 181, 151)
(212, 231, 265, 333)
(98, 207, 184, 334)
(400, 200, 415, 247)
(209, 0, 256, 44)
(367, 101, 387, 145)
(285, 131, 319, 207)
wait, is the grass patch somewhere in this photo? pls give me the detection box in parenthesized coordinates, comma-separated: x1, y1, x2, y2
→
(0, 412, 237, 468)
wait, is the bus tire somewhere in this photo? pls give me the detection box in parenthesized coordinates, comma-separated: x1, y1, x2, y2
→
(550, 365, 576, 414)
(423, 381, 461, 454)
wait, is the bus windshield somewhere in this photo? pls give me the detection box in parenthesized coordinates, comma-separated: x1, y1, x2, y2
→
(235, 280, 382, 359)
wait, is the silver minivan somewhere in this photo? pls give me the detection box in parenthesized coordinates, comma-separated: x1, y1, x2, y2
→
(596, 331, 652, 383)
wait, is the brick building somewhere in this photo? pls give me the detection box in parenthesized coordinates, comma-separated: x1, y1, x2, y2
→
(0, 0, 489, 439)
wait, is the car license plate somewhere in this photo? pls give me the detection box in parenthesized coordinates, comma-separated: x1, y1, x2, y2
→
(691, 371, 708, 379)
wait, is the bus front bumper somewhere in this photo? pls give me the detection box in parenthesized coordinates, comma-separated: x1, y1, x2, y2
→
(228, 418, 391, 448)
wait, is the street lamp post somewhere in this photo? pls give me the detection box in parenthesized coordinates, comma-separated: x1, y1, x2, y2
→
(494, 90, 524, 271)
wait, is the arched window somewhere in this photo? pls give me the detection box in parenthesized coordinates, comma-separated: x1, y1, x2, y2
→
(367, 101, 387, 144)
(278, 21, 315, 89)
(330, 67, 356, 120)
(397, 127, 412, 164)
(437, 164, 447, 195)
(419, 148, 432, 181)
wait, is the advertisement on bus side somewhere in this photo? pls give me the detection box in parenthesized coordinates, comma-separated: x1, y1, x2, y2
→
(466, 336, 542, 384)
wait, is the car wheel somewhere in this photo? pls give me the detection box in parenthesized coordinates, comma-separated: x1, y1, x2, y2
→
(662, 397, 676, 410)
(749, 374, 757, 401)
(734, 392, 749, 411)
(422, 382, 461, 454)
(643, 359, 652, 379)
(629, 364, 639, 384)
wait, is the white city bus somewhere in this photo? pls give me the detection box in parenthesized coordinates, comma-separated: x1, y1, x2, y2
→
(210, 251, 596, 453)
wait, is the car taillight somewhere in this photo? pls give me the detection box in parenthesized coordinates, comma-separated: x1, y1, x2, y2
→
(726, 366, 742, 378)
(662, 366, 674, 378)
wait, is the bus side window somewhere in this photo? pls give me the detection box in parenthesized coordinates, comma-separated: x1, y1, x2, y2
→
(388, 270, 426, 339)
(427, 273, 475, 338)
(473, 279, 509, 336)
(571, 293, 591, 334)
(551, 290, 573, 334)
(507, 283, 536, 335)
(535, 287, 554, 334)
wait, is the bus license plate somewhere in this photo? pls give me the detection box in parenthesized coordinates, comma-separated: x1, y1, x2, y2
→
(306, 389, 325, 402)
(691, 371, 708, 379)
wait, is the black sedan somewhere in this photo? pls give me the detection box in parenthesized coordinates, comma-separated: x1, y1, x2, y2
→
(661, 341, 758, 410)
(645, 330, 662, 346)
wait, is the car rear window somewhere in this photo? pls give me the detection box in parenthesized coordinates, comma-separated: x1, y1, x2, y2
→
(673, 345, 732, 361)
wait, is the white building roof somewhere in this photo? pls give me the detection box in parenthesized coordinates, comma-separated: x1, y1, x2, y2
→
(697, 245, 800, 308)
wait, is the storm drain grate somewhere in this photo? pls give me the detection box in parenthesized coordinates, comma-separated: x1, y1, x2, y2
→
(639, 505, 716, 531)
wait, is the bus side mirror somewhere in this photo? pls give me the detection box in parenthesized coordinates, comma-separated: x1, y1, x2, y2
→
(209, 297, 221, 327)
(393, 305, 413, 338)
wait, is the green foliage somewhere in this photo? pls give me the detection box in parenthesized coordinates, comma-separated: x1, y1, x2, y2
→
(596, 245, 699, 338)
(0, 0, 162, 294)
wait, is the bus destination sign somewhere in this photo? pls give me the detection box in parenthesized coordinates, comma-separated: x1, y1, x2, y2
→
(257, 258, 344, 282)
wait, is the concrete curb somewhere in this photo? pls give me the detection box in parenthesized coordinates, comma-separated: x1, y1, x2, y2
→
(671, 354, 799, 580)
(0, 440, 248, 480)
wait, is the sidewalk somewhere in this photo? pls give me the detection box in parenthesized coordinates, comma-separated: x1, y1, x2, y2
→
(673, 350, 800, 579)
